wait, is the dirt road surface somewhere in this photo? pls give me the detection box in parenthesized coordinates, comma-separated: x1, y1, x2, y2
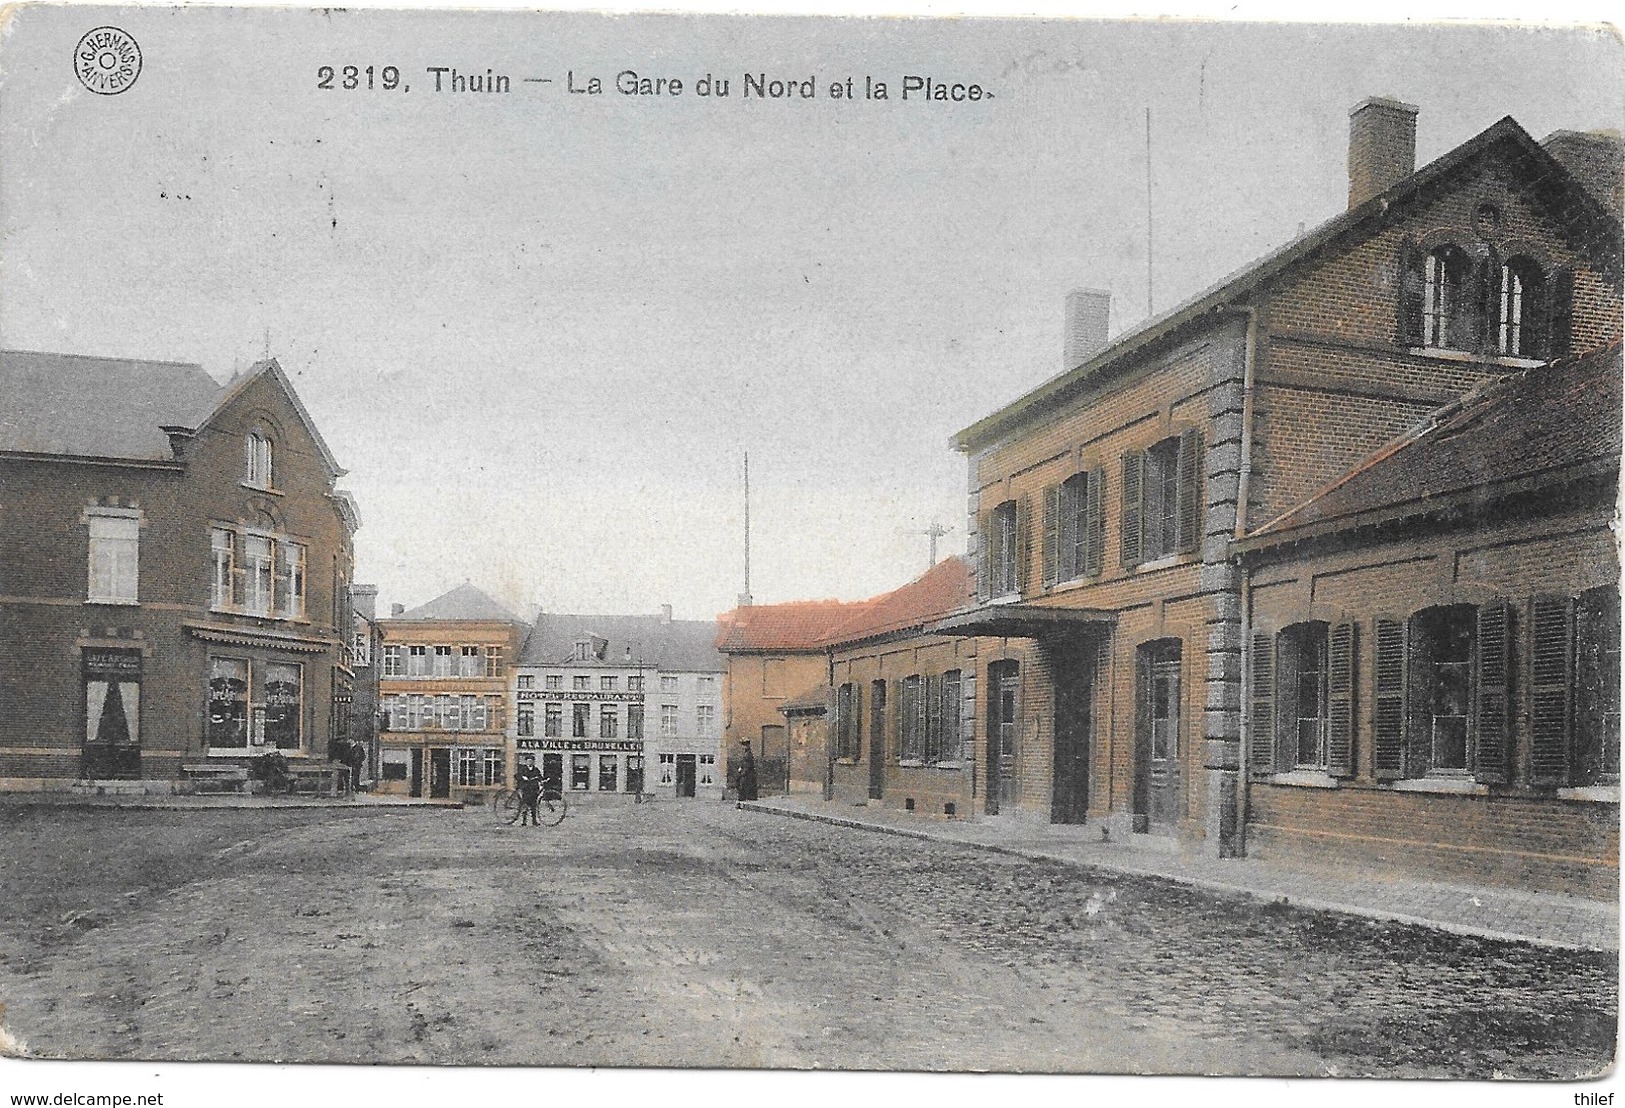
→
(0, 799, 1613, 1076)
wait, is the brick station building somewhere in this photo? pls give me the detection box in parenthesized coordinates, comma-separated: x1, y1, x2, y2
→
(756, 101, 1621, 899)
(936, 101, 1620, 871)
(1236, 344, 1620, 896)
(0, 354, 360, 791)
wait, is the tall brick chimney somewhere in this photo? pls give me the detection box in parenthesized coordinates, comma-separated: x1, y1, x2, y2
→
(1542, 129, 1624, 219)
(1348, 97, 1419, 209)
(1063, 288, 1111, 369)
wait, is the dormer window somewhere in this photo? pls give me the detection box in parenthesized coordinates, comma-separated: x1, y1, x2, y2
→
(1497, 257, 1546, 357)
(245, 432, 273, 488)
(1422, 246, 1472, 350)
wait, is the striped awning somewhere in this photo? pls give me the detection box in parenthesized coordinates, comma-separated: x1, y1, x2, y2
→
(183, 622, 336, 655)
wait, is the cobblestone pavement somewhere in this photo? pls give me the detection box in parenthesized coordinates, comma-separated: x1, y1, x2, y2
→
(743, 795, 1620, 952)
(0, 799, 1613, 1077)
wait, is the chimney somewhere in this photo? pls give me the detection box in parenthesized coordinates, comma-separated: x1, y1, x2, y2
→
(660, 604, 673, 623)
(1063, 289, 1111, 369)
(351, 584, 379, 622)
(1348, 97, 1419, 209)
(390, 602, 405, 617)
(1542, 129, 1624, 219)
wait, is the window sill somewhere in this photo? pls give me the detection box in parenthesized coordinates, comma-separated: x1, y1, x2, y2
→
(1269, 770, 1339, 789)
(1390, 777, 1489, 796)
(987, 592, 1023, 606)
(1130, 552, 1197, 574)
(1050, 575, 1104, 595)
(1406, 347, 1545, 369)
(85, 598, 140, 607)
(240, 483, 284, 496)
(1557, 785, 1620, 804)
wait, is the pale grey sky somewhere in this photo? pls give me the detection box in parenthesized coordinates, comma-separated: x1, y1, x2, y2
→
(3, 8, 1620, 619)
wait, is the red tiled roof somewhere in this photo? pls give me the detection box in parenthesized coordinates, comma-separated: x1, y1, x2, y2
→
(818, 556, 973, 647)
(1246, 343, 1623, 549)
(714, 599, 869, 653)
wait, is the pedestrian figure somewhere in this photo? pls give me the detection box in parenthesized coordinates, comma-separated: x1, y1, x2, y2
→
(737, 740, 758, 802)
(515, 754, 544, 826)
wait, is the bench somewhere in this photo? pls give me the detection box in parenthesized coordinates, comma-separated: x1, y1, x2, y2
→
(181, 764, 250, 794)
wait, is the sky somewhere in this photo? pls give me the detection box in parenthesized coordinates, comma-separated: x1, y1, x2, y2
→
(2, 6, 1621, 623)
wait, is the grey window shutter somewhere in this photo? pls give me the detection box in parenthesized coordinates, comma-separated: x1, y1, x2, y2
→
(1372, 616, 1407, 780)
(1176, 429, 1203, 554)
(1527, 594, 1574, 787)
(1474, 599, 1513, 785)
(1120, 450, 1144, 568)
(1085, 466, 1106, 578)
(1249, 631, 1276, 777)
(1014, 495, 1033, 597)
(1546, 267, 1576, 359)
(1327, 621, 1357, 778)
(1395, 236, 1424, 347)
(926, 674, 943, 762)
(1041, 485, 1060, 589)
(1057, 480, 1079, 582)
(975, 511, 992, 602)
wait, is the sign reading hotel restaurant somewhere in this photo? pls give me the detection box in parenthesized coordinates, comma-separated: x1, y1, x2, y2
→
(517, 739, 644, 753)
(516, 690, 643, 702)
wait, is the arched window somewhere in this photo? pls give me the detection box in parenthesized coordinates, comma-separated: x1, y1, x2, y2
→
(1422, 246, 1472, 349)
(245, 431, 273, 488)
(1497, 256, 1546, 357)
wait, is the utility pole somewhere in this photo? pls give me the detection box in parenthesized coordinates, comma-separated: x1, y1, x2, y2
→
(739, 452, 753, 608)
(906, 521, 953, 568)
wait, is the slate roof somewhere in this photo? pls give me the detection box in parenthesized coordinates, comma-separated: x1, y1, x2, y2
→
(953, 117, 1622, 453)
(0, 352, 347, 479)
(520, 613, 724, 673)
(714, 599, 871, 654)
(1, 349, 223, 461)
(818, 557, 973, 648)
(394, 583, 526, 624)
(1242, 343, 1623, 553)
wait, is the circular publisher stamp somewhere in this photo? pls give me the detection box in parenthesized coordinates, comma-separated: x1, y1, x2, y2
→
(74, 27, 142, 96)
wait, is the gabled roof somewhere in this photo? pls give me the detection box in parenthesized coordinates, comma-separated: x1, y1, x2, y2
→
(819, 557, 973, 648)
(714, 599, 870, 654)
(1, 349, 222, 461)
(1240, 342, 1623, 555)
(953, 116, 1622, 454)
(519, 612, 723, 673)
(393, 583, 525, 624)
(208, 359, 346, 480)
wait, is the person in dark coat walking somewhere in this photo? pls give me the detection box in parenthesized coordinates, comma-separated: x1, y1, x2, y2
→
(737, 740, 759, 802)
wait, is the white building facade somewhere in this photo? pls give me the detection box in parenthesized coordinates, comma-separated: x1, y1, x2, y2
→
(512, 608, 723, 799)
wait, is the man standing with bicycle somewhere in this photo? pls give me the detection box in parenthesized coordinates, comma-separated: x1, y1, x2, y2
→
(515, 754, 544, 826)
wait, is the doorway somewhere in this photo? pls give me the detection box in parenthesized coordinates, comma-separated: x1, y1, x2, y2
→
(675, 754, 697, 798)
(985, 661, 1020, 815)
(1134, 640, 1182, 833)
(1049, 638, 1094, 824)
(429, 748, 451, 799)
(868, 680, 887, 800)
(541, 753, 563, 798)
(410, 749, 423, 798)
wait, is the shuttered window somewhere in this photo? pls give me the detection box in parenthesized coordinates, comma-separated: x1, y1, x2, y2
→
(1528, 595, 1573, 787)
(867, 681, 887, 767)
(1474, 600, 1513, 785)
(1372, 616, 1407, 780)
(1041, 485, 1061, 589)
(1575, 586, 1621, 787)
(1326, 621, 1356, 778)
(1084, 466, 1106, 578)
(985, 501, 1019, 597)
(1248, 631, 1276, 778)
(1122, 433, 1201, 567)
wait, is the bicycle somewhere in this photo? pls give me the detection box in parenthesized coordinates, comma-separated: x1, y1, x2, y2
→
(493, 786, 567, 826)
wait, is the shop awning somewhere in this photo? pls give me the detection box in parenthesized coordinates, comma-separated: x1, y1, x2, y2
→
(183, 622, 336, 654)
(926, 603, 1114, 639)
